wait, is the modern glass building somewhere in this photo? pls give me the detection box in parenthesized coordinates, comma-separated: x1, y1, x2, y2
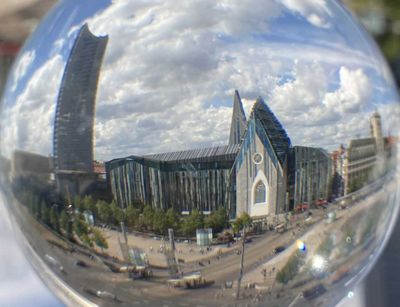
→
(53, 24, 108, 173)
(53, 24, 108, 196)
(106, 145, 239, 215)
(106, 92, 332, 220)
(288, 146, 332, 208)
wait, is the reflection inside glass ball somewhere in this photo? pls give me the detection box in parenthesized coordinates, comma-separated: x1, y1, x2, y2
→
(0, 1, 399, 306)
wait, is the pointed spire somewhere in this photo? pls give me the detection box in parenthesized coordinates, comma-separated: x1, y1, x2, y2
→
(229, 90, 247, 145)
(251, 95, 291, 165)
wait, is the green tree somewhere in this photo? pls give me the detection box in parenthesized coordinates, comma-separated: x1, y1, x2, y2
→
(34, 196, 41, 220)
(232, 212, 252, 234)
(41, 202, 50, 226)
(131, 199, 145, 211)
(110, 201, 124, 225)
(166, 208, 180, 230)
(97, 200, 113, 224)
(60, 211, 69, 231)
(204, 207, 229, 234)
(276, 251, 302, 284)
(141, 205, 155, 231)
(66, 220, 73, 240)
(81, 233, 93, 247)
(74, 196, 84, 213)
(180, 208, 204, 237)
(126, 206, 140, 229)
(92, 228, 108, 251)
(153, 208, 168, 235)
(49, 207, 60, 232)
(74, 216, 89, 237)
(83, 195, 97, 216)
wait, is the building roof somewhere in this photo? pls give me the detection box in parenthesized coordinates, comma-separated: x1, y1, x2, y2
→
(253, 97, 291, 165)
(144, 144, 240, 163)
(229, 90, 247, 146)
(348, 137, 375, 148)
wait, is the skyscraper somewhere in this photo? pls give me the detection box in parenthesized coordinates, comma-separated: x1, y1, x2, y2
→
(53, 24, 108, 196)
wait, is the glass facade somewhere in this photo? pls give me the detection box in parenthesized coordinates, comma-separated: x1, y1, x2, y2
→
(106, 145, 239, 216)
(53, 24, 108, 173)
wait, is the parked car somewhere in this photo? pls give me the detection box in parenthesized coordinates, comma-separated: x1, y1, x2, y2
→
(275, 223, 286, 233)
(74, 260, 88, 268)
(302, 284, 326, 300)
(315, 199, 328, 207)
(295, 203, 309, 213)
(273, 246, 285, 254)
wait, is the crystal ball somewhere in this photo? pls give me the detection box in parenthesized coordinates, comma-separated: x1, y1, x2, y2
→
(1, 1, 399, 306)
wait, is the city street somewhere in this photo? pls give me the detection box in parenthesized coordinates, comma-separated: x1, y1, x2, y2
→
(4, 171, 395, 307)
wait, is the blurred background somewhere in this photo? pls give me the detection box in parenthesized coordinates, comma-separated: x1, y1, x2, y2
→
(0, 0, 399, 306)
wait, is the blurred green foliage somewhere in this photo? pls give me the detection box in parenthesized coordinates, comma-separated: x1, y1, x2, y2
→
(345, 0, 400, 62)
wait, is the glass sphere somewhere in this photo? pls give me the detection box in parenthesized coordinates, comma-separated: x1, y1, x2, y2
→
(1, 1, 399, 306)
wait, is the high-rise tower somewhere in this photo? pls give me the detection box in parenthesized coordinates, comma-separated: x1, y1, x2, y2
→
(53, 24, 108, 196)
(370, 111, 384, 155)
(229, 90, 247, 145)
(53, 24, 108, 173)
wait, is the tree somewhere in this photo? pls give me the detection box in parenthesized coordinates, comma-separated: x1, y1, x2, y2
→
(74, 195, 84, 213)
(81, 233, 93, 248)
(66, 220, 73, 240)
(232, 212, 252, 234)
(276, 251, 302, 285)
(180, 208, 204, 237)
(204, 207, 229, 234)
(50, 207, 60, 232)
(34, 196, 41, 220)
(240, 212, 252, 227)
(92, 228, 108, 251)
(327, 175, 334, 201)
(126, 206, 140, 229)
(60, 211, 69, 231)
(74, 216, 89, 237)
(110, 201, 124, 225)
(83, 195, 97, 216)
(141, 205, 155, 231)
(153, 208, 168, 234)
(131, 199, 145, 211)
(166, 208, 179, 230)
(97, 200, 113, 224)
(41, 201, 50, 226)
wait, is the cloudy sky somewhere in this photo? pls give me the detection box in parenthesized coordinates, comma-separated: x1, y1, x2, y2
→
(1, 0, 399, 161)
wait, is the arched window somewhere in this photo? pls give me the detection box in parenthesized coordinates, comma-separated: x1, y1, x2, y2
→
(254, 181, 266, 204)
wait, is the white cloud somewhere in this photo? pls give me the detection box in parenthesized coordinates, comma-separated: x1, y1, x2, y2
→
(1, 55, 64, 158)
(77, 1, 399, 159)
(281, 0, 332, 28)
(323, 67, 370, 113)
(2, 0, 398, 161)
(266, 61, 379, 151)
(10, 50, 35, 92)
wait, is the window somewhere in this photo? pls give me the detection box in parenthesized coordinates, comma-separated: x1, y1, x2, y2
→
(254, 181, 266, 204)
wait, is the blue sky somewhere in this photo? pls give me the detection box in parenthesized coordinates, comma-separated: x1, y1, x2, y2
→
(1, 0, 399, 161)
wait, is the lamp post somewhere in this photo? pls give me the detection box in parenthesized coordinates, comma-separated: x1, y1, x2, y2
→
(236, 225, 246, 301)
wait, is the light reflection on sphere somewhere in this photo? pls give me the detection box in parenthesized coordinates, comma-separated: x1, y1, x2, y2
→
(0, 1, 399, 306)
